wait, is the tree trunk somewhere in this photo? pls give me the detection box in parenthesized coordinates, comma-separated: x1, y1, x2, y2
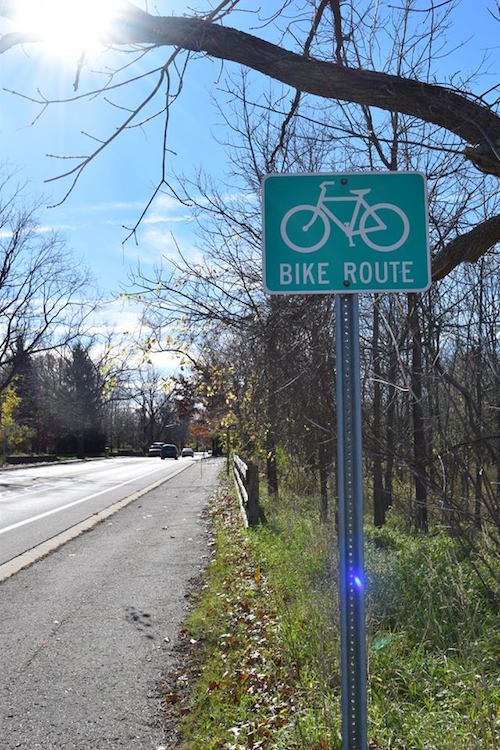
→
(311, 308, 331, 522)
(76, 431, 85, 460)
(372, 294, 385, 526)
(266, 299, 279, 497)
(266, 404, 278, 495)
(474, 259, 485, 528)
(383, 300, 399, 512)
(496, 406, 500, 509)
(383, 355, 397, 512)
(408, 293, 428, 533)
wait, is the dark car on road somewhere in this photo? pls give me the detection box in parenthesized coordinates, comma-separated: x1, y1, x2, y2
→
(148, 442, 165, 457)
(161, 443, 178, 460)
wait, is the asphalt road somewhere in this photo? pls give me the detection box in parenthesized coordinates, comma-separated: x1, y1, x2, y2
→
(0, 457, 199, 566)
(0, 458, 221, 750)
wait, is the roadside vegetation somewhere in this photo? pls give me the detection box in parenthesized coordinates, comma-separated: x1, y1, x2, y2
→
(170, 475, 498, 750)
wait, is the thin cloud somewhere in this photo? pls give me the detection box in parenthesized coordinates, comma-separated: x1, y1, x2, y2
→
(138, 228, 200, 258)
(36, 223, 76, 233)
(75, 200, 147, 213)
(143, 193, 195, 225)
(143, 212, 193, 225)
(0, 224, 74, 238)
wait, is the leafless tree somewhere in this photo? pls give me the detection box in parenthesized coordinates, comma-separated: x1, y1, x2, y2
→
(0, 174, 96, 392)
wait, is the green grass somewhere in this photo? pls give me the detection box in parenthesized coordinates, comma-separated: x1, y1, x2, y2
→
(365, 523, 499, 748)
(175, 479, 499, 749)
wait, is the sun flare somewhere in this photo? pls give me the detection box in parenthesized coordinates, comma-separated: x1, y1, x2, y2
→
(14, 0, 123, 58)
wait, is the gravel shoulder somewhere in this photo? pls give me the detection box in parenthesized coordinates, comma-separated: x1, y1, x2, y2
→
(0, 458, 222, 750)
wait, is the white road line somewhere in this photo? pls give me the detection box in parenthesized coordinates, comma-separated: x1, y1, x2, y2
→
(0, 464, 181, 536)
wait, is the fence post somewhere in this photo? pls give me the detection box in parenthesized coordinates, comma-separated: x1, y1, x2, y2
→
(247, 462, 260, 526)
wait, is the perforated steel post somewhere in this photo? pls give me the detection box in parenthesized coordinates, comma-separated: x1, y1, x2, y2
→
(335, 293, 367, 750)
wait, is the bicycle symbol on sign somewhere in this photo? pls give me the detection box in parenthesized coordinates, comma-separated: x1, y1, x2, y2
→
(280, 181, 410, 253)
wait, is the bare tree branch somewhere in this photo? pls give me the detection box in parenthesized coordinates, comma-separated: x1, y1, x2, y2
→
(431, 214, 500, 280)
(1, 3, 499, 175)
(103, 6, 500, 176)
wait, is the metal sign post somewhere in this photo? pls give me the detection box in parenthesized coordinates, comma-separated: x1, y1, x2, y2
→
(335, 293, 367, 750)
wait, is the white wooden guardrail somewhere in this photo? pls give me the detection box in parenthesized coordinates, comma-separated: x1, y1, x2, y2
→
(232, 453, 260, 527)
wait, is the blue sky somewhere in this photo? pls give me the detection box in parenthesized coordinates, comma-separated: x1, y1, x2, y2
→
(0, 15, 225, 285)
(0, 0, 498, 352)
(0, 1, 232, 362)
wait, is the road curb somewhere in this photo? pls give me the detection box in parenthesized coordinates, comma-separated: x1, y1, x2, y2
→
(0, 461, 192, 584)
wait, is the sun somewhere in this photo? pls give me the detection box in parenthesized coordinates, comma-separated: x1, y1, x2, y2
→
(14, 0, 123, 59)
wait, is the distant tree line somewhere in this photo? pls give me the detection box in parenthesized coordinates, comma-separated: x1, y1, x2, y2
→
(0, 175, 208, 460)
(0, 338, 210, 459)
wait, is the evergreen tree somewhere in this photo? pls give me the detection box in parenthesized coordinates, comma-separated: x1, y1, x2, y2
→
(60, 344, 104, 458)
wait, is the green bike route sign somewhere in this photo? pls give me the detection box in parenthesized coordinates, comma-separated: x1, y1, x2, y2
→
(262, 171, 430, 294)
